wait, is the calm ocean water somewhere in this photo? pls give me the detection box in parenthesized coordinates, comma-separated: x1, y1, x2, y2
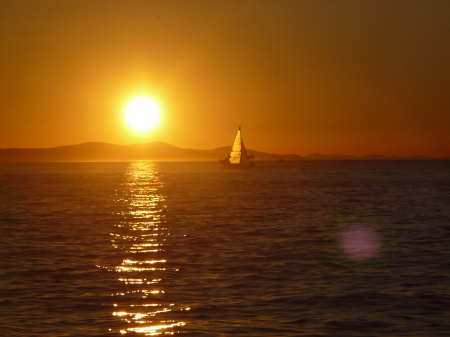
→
(1, 161, 450, 336)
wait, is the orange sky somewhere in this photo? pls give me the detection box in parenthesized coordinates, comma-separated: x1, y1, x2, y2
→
(1, 0, 449, 157)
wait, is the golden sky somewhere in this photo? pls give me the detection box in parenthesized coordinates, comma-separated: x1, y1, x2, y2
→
(1, 0, 449, 157)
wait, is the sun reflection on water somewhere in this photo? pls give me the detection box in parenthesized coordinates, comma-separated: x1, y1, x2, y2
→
(109, 162, 185, 335)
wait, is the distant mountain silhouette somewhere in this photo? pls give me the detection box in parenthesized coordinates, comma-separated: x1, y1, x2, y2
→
(306, 153, 359, 160)
(0, 142, 304, 162)
(0, 142, 445, 162)
(306, 153, 439, 160)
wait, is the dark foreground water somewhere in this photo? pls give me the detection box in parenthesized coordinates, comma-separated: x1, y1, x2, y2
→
(1, 161, 450, 336)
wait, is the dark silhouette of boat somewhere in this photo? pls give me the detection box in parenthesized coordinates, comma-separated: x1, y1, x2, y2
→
(219, 127, 255, 169)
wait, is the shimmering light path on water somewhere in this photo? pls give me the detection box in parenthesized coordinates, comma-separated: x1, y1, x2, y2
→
(1, 161, 450, 336)
(107, 162, 186, 335)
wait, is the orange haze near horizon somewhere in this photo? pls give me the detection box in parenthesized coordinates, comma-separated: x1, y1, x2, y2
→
(1, 1, 449, 157)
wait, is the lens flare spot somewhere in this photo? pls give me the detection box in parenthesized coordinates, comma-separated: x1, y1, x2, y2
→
(340, 225, 381, 261)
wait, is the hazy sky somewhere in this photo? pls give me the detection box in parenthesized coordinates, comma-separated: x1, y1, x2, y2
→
(1, 0, 449, 156)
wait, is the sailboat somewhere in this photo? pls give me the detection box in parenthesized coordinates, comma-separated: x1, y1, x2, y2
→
(219, 127, 255, 169)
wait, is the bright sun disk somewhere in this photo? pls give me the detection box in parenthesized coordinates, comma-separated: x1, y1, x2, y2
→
(126, 98, 160, 131)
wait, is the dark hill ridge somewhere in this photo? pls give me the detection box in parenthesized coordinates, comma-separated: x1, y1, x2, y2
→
(0, 142, 305, 162)
(304, 153, 440, 160)
(0, 142, 445, 162)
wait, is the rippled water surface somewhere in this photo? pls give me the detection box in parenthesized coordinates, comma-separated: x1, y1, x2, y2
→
(1, 161, 450, 336)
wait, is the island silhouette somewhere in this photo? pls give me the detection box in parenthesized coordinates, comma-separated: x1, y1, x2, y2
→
(1, 142, 447, 162)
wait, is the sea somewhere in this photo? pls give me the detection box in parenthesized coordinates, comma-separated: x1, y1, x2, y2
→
(1, 160, 449, 337)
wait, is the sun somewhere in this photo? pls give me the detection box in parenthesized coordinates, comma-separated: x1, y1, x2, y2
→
(125, 97, 160, 132)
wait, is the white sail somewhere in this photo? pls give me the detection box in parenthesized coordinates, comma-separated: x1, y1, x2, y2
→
(229, 128, 250, 164)
(229, 129, 241, 164)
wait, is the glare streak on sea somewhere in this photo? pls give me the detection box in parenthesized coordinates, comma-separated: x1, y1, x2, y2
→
(1, 161, 450, 336)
